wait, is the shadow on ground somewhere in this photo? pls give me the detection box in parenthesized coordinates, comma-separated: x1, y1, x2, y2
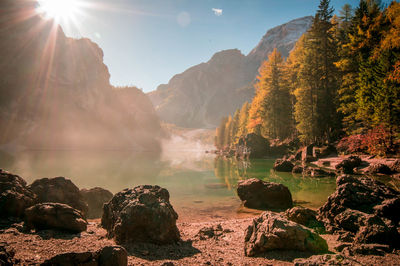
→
(124, 240, 201, 261)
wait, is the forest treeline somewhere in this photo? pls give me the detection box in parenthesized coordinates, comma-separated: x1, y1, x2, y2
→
(215, 0, 400, 156)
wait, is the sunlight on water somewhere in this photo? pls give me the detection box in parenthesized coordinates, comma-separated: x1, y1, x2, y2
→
(0, 150, 337, 222)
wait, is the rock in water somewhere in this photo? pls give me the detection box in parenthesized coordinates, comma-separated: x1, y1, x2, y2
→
(273, 159, 294, 172)
(29, 177, 88, 217)
(41, 245, 127, 266)
(237, 178, 293, 210)
(101, 185, 180, 244)
(0, 169, 36, 218)
(244, 212, 328, 256)
(24, 203, 87, 233)
(80, 187, 113, 219)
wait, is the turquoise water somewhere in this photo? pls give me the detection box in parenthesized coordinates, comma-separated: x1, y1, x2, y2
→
(0, 150, 337, 222)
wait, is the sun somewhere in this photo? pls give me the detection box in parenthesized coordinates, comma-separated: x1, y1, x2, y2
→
(37, 0, 81, 23)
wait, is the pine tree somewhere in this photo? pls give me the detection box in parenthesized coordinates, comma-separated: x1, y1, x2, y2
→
(237, 102, 250, 138)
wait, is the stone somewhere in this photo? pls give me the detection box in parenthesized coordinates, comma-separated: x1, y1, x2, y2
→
(101, 185, 180, 244)
(388, 159, 400, 173)
(364, 163, 393, 175)
(373, 197, 400, 225)
(343, 243, 391, 256)
(318, 175, 400, 227)
(335, 156, 362, 174)
(29, 177, 88, 217)
(316, 145, 338, 158)
(244, 212, 328, 256)
(292, 165, 303, 174)
(337, 231, 354, 243)
(24, 203, 87, 233)
(237, 178, 293, 210)
(0, 169, 36, 218)
(273, 159, 294, 172)
(284, 207, 322, 228)
(196, 224, 226, 240)
(41, 245, 127, 266)
(333, 209, 368, 233)
(80, 187, 113, 219)
(294, 254, 354, 266)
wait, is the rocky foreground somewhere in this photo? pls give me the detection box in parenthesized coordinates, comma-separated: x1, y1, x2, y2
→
(1, 169, 400, 265)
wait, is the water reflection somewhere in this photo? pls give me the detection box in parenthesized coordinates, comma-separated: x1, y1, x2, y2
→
(0, 150, 337, 221)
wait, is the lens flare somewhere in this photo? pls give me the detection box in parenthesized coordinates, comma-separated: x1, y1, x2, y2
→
(37, 0, 81, 23)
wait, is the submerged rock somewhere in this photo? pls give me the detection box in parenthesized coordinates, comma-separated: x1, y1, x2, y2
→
(0, 169, 36, 218)
(24, 203, 87, 233)
(244, 212, 328, 256)
(41, 245, 127, 266)
(101, 185, 180, 244)
(29, 177, 88, 217)
(80, 187, 113, 219)
(237, 178, 293, 210)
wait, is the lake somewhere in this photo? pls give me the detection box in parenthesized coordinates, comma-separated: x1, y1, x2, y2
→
(0, 150, 337, 222)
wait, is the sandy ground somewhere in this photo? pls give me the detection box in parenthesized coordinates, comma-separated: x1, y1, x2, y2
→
(1, 217, 400, 266)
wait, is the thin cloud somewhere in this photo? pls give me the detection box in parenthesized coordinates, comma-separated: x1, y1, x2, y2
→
(212, 8, 222, 16)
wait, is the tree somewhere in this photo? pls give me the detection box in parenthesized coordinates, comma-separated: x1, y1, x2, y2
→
(236, 102, 250, 138)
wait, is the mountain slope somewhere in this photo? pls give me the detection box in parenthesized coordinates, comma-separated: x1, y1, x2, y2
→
(0, 0, 162, 151)
(148, 16, 313, 128)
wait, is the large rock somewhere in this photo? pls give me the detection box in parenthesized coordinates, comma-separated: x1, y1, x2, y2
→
(41, 245, 127, 266)
(237, 178, 293, 210)
(80, 187, 113, 219)
(237, 133, 270, 158)
(101, 185, 180, 244)
(335, 156, 362, 174)
(29, 177, 88, 217)
(284, 207, 321, 228)
(244, 212, 328, 256)
(0, 169, 36, 218)
(273, 159, 294, 172)
(24, 203, 87, 233)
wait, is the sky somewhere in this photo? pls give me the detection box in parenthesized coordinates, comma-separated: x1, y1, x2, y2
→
(55, 0, 390, 92)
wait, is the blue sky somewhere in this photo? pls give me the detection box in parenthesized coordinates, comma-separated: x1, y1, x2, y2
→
(58, 0, 390, 92)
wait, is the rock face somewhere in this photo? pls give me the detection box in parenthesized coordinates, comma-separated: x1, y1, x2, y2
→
(24, 203, 87, 233)
(318, 175, 400, 247)
(101, 185, 180, 244)
(237, 178, 293, 210)
(41, 245, 127, 266)
(0, 169, 36, 218)
(148, 17, 312, 128)
(29, 177, 88, 217)
(273, 159, 294, 172)
(244, 212, 328, 256)
(80, 187, 113, 219)
(0, 0, 162, 151)
(236, 133, 270, 158)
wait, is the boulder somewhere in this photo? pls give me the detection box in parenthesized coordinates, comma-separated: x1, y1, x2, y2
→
(0, 169, 36, 218)
(318, 175, 400, 227)
(335, 156, 362, 174)
(332, 209, 367, 233)
(364, 163, 393, 175)
(292, 165, 303, 174)
(315, 145, 338, 158)
(80, 187, 113, 219)
(373, 197, 400, 225)
(244, 212, 328, 256)
(41, 245, 127, 266)
(24, 203, 87, 233)
(237, 133, 270, 158)
(29, 177, 88, 217)
(284, 207, 321, 228)
(237, 178, 293, 210)
(101, 185, 180, 244)
(273, 159, 294, 172)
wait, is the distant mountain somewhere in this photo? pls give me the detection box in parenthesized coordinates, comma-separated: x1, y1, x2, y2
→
(0, 0, 162, 151)
(148, 16, 313, 128)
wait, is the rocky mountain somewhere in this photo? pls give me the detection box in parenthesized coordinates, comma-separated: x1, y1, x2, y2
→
(0, 0, 162, 151)
(148, 16, 313, 128)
